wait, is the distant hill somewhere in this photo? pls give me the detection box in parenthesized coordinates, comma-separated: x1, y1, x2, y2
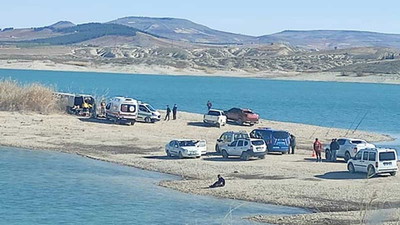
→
(109, 16, 257, 44)
(27, 23, 141, 45)
(48, 21, 75, 29)
(259, 30, 400, 50)
(2, 17, 400, 50)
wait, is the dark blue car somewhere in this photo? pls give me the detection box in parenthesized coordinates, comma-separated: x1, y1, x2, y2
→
(249, 128, 290, 154)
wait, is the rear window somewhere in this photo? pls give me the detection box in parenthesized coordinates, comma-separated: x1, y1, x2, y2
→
(350, 140, 365, 144)
(379, 152, 396, 161)
(121, 104, 136, 113)
(208, 111, 221, 116)
(272, 131, 289, 139)
(251, 140, 264, 146)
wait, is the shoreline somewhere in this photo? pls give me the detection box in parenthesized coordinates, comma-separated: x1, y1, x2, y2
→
(1, 111, 399, 224)
(1, 60, 400, 85)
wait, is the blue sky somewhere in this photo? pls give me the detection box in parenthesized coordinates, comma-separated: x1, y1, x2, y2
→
(2, 0, 398, 35)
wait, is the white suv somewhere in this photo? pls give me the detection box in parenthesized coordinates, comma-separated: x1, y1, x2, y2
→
(220, 138, 267, 161)
(325, 138, 375, 162)
(215, 131, 249, 153)
(203, 109, 227, 127)
(347, 148, 398, 177)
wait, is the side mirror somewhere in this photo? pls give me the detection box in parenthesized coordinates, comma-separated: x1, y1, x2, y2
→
(217, 139, 222, 142)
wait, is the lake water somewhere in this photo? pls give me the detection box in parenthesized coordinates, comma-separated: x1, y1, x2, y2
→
(1, 69, 399, 137)
(0, 147, 309, 225)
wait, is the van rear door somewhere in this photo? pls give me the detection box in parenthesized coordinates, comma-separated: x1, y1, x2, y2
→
(378, 151, 397, 172)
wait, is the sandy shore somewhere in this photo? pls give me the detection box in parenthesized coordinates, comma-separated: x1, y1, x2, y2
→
(0, 111, 399, 224)
(1, 59, 400, 85)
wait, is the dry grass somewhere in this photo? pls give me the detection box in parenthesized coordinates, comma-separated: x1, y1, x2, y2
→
(0, 79, 62, 114)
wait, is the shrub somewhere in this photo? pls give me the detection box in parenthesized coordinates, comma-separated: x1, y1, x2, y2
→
(0, 79, 63, 114)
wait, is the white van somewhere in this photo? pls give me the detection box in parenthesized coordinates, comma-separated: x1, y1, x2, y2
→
(106, 97, 138, 125)
(347, 148, 398, 177)
(137, 102, 161, 123)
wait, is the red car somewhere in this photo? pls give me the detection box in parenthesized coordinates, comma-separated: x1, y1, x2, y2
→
(224, 108, 259, 125)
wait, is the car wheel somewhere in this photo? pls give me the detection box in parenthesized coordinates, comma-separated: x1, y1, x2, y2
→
(222, 150, 229, 159)
(215, 145, 220, 153)
(367, 165, 376, 178)
(325, 149, 331, 161)
(348, 163, 355, 173)
(390, 171, 397, 176)
(145, 117, 151, 123)
(241, 152, 249, 161)
(178, 151, 184, 159)
(130, 121, 135, 125)
(217, 123, 221, 128)
(258, 155, 265, 159)
(237, 119, 243, 125)
(344, 152, 351, 162)
(166, 150, 172, 157)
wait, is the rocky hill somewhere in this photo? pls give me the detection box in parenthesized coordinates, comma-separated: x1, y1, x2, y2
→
(109, 16, 257, 44)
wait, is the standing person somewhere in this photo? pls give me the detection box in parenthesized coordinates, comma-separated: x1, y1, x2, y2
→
(207, 100, 212, 111)
(331, 139, 340, 162)
(164, 105, 171, 121)
(172, 104, 178, 120)
(290, 134, 296, 154)
(313, 138, 323, 162)
(100, 100, 106, 118)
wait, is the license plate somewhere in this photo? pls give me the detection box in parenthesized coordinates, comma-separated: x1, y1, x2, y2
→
(383, 162, 392, 166)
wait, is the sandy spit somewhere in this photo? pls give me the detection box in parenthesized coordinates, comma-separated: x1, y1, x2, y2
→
(1, 60, 400, 85)
(0, 111, 399, 224)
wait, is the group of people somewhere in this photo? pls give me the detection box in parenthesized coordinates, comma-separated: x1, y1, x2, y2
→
(312, 138, 340, 162)
(164, 104, 178, 121)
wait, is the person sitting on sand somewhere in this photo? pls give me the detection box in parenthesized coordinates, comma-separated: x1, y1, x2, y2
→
(209, 174, 225, 188)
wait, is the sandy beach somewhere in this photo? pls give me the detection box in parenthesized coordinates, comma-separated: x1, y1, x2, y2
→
(1, 110, 399, 224)
(1, 59, 400, 85)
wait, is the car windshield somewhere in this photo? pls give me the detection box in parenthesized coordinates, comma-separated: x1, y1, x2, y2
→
(179, 141, 196, 147)
(379, 152, 396, 161)
(251, 140, 264, 146)
(146, 104, 156, 112)
(208, 111, 221, 116)
(272, 131, 289, 139)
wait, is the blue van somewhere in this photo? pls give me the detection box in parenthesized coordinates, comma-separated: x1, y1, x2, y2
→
(249, 128, 290, 154)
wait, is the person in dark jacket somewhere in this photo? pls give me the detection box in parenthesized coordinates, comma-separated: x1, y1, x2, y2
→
(164, 105, 171, 121)
(207, 100, 212, 110)
(172, 104, 178, 120)
(290, 134, 296, 154)
(209, 174, 225, 188)
(330, 138, 340, 162)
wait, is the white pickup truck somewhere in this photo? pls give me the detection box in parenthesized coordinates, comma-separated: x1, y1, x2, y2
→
(203, 109, 227, 128)
(324, 138, 376, 162)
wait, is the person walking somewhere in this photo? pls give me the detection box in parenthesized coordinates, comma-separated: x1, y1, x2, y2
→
(313, 138, 323, 162)
(207, 100, 212, 111)
(172, 104, 178, 120)
(164, 105, 171, 121)
(290, 134, 296, 154)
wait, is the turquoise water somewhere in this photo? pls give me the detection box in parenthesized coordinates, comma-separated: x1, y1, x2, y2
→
(1, 69, 399, 137)
(0, 147, 308, 224)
